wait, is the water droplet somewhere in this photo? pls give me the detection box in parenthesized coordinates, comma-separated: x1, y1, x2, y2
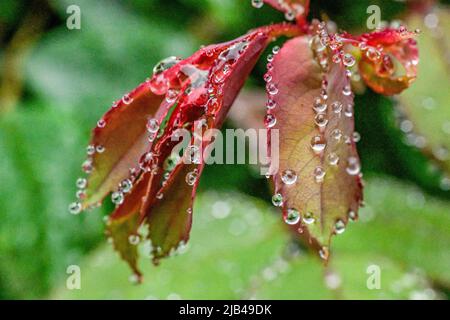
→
(266, 99, 276, 110)
(263, 73, 272, 82)
(166, 88, 179, 103)
(266, 83, 279, 95)
(272, 193, 283, 207)
(111, 191, 124, 205)
(327, 152, 339, 166)
(346, 156, 361, 176)
(344, 104, 353, 117)
(153, 56, 181, 75)
(146, 118, 160, 134)
(366, 47, 381, 61)
(185, 170, 198, 186)
(348, 210, 358, 221)
(331, 101, 342, 114)
(251, 0, 264, 9)
(314, 113, 328, 128)
(76, 178, 87, 189)
(97, 119, 106, 128)
(311, 135, 326, 153)
(319, 246, 329, 260)
(352, 131, 361, 143)
(313, 98, 327, 113)
(120, 179, 133, 193)
(314, 166, 326, 183)
(86, 145, 95, 155)
(332, 54, 341, 64)
(342, 85, 352, 96)
(264, 114, 277, 128)
(76, 190, 86, 199)
(285, 10, 295, 21)
(272, 46, 280, 54)
(96, 145, 105, 153)
(82, 159, 93, 174)
(68, 202, 82, 215)
(334, 219, 346, 234)
(343, 53, 355, 67)
(128, 234, 140, 245)
(122, 94, 133, 105)
(302, 211, 315, 224)
(281, 169, 297, 185)
(284, 208, 300, 225)
(331, 129, 342, 141)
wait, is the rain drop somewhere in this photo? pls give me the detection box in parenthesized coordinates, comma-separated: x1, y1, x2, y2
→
(153, 56, 181, 75)
(185, 170, 198, 186)
(251, 0, 264, 9)
(111, 191, 124, 205)
(284, 208, 300, 225)
(76, 178, 87, 189)
(311, 135, 326, 153)
(302, 211, 315, 225)
(128, 234, 140, 245)
(334, 219, 346, 234)
(264, 114, 277, 128)
(97, 119, 106, 128)
(272, 193, 283, 207)
(314, 113, 328, 128)
(146, 118, 160, 134)
(68, 202, 82, 215)
(281, 169, 297, 185)
(327, 152, 339, 166)
(86, 145, 96, 155)
(122, 94, 133, 105)
(331, 101, 343, 114)
(346, 156, 361, 176)
(314, 166, 326, 183)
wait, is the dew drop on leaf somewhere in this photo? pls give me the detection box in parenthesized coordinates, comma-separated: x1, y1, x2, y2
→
(68, 202, 82, 215)
(334, 219, 346, 234)
(111, 191, 124, 205)
(264, 113, 277, 128)
(281, 169, 297, 185)
(284, 208, 300, 225)
(302, 211, 315, 225)
(153, 56, 181, 75)
(272, 193, 283, 207)
(310, 135, 326, 153)
(76, 177, 87, 189)
(346, 156, 361, 176)
(128, 234, 140, 245)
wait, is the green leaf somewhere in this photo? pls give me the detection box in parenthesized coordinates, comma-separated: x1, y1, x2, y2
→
(0, 107, 104, 298)
(398, 8, 450, 179)
(334, 177, 450, 286)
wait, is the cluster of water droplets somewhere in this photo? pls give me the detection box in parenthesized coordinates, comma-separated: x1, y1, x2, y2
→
(251, 0, 305, 22)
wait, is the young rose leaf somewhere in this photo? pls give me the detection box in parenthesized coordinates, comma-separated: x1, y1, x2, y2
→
(83, 23, 302, 275)
(267, 36, 363, 258)
(81, 82, 165, 209)
(349, 28, 419, 96)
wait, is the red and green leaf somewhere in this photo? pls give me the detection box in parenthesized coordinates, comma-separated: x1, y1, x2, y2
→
(267, 35, 363, 258)
(78, 23, 302, 276)
(343, 28, 419, 95)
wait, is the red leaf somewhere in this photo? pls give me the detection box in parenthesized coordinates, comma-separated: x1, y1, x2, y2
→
(78, 23, 302, 276)
(343, 28, 419, 95)
(267, 35, 363, 259)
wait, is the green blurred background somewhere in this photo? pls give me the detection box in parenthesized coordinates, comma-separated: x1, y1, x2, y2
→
(0, 0, 449, 299)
